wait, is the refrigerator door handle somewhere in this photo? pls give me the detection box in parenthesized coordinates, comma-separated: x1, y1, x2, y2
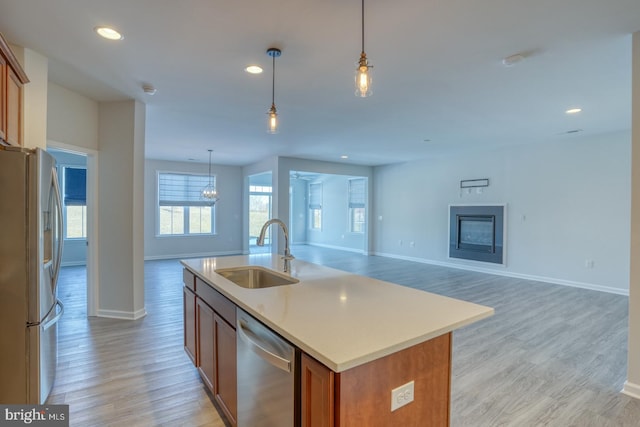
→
(42, 300, 64, 331)
(50, 167, 64, 292)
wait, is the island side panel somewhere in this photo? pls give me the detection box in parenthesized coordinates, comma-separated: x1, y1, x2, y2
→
(335, 332, 451, 427)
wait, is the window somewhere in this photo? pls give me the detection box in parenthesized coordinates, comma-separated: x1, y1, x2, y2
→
(62, 167, 87, 239)
(309, 183, 322, 230)
(249, 185, 272, 244)
(348, 178, 366, 233)
(158, 172, 215, 236)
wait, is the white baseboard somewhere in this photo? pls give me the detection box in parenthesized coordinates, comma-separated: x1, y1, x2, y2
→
(372, 251, 629, 296)
(622, 381, 640, 399)
(307, 242, 365, 254)
(144, 250, 242, 261)
(96, 307, 147, 320)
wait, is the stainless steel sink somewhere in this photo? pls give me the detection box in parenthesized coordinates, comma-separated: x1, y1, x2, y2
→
(215, 266, 299, 289)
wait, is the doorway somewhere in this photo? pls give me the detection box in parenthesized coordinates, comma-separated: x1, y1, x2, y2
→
(289, 171, 368, 254)
(48, 144, 98, 316)
(248, 172, 272, 253)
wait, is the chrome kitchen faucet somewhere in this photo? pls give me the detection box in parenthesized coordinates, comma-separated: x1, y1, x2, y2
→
(256, 218, 295, 272)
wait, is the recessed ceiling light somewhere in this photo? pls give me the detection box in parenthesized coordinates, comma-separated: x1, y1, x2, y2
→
(340, 155, 349, 159)
(566, 108, 582, 114)
(245, 65, 263, 74)
(95, 26, 123, 41)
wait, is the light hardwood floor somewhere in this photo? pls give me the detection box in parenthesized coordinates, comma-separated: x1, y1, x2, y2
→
(49, 246, 640, 426)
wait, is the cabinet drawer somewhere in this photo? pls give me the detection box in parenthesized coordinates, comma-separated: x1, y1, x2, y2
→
(196, 277, 236, 327)
(183, 268, 196, 291)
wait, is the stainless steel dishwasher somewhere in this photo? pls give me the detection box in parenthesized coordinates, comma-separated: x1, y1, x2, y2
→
(236, 309, 299, 427)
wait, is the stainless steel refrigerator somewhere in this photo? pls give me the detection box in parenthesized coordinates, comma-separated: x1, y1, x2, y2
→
(0, 146, 64, 404)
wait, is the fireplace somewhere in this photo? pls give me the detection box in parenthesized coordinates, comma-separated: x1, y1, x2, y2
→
(449, 205, 505, 264)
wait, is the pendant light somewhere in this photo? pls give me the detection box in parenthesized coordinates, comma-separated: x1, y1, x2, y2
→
(201, 149, 219, 205)
(267, 47, 282, 134)
(355, 0, 372, 97)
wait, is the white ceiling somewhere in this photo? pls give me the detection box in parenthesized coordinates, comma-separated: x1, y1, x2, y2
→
(1, 0, 639, 166)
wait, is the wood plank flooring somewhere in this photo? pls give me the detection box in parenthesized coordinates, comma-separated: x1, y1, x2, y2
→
(49, 246, 640, 426)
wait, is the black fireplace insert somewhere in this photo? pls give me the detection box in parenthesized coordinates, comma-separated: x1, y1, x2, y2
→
(449, 205, 504, 264)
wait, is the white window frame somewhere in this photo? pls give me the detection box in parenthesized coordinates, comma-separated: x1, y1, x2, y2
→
(348, 178, 366, 234)
(58, 164, 88, 240)
(309, 182, 323, 231)
(156, 171, 217, 237)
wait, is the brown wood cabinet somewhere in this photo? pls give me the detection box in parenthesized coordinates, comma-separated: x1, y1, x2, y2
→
(302, 353, 335, 427)
(196, 297, 215, 391)
(183, 286, 197, 365)
(214, 313, 237, 426)
(0, 33, 28, 147)
(301, 333, 452, 427)
(183, 269, 237, 426)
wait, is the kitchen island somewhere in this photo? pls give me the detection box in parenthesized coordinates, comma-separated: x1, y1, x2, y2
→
(181, 254, 493, 427)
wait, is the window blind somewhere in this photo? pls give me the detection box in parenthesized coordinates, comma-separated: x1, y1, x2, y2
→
(63, 167, 87, 206)
(158, 173, 214, 207)
(309, 183, 322, 209)
(348, 178, 365, 208)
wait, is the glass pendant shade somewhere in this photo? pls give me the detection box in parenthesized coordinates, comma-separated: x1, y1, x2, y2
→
(355, 52, 372, 97)
(355, 0, 372, 97)
(201, 150, 219, 204)
(267, 104, 278, 134)
(266, 48, 281, 134)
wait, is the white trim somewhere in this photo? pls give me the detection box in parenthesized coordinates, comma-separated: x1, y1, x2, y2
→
(47, 140, 99, 317)
(307, 242, 365, 254)
(144, 250, 242, 261)
(622, 381, 640, 400)
(372, 251, 629, 296)
(97, 308, 147, 320)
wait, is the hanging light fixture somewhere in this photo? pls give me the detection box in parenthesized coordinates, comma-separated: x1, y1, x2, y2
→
(355, 0, 372, 97)
(201, 149, 219, 204)
(266, 47, 282, 134)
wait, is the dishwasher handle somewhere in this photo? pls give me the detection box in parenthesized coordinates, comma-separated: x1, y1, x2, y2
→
(237, 319, 292, 373)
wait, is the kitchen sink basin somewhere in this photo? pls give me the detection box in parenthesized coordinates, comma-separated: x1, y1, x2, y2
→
(215, 266, 299, 289)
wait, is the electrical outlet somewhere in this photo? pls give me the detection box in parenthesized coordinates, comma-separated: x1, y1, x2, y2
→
(391, 380, 414, 411)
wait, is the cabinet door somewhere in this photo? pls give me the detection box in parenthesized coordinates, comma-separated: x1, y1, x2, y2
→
(6, 66, 22, 146)
(197, 298, 215, 391)
(0, 53, 6, 143)
(214, 314, 237, 426)
(301, 353, 334, 427)
(183, 286, 197, 365)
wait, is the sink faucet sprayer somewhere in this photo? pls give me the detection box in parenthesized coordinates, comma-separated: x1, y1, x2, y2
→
(256, 218, 295, 272)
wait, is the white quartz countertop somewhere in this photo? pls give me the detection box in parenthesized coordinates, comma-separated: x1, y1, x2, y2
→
(181, 254, 494, 372)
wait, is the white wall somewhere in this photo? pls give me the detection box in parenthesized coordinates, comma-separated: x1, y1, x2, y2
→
(97, 100, 146, 319)
(47, 83, 98, 150)
(374, 131, 631, 294)
(144, 159, 244, 259)
(290, 178, 307, 244)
